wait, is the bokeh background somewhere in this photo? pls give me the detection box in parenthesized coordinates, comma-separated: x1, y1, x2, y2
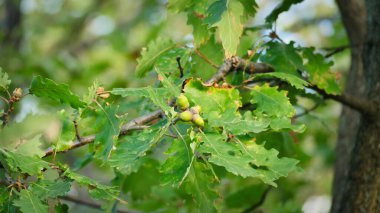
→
(0, 0, 350, 212)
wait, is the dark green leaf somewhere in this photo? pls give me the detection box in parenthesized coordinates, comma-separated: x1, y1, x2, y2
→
(13, 190, 48, 213)
(160, 139, 193, 187)
(29, 76, 86, 109)
(108, 122, 170, 174)
(265, 0, 304, 24)
(205, 0, 227, 26)
(198, 133, 299, 186)
(64, 168, 122, 202)
(29, 179, 71, 200)
(136, 38, 176, 77)
(183, 161, 218, 212)
(302, 47, 341, 94)
(0, 68, 11, 91)
(260, 41, 304, 75)
(1, 149, 49, 176)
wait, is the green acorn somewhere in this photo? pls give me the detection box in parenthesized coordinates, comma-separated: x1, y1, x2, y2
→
(179, 110, 192, 122)
(177, 94, 189, 110)
(192, 114, 204, 127)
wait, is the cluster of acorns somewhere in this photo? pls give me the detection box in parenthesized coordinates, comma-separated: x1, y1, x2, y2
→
(176, 94, 204, 127)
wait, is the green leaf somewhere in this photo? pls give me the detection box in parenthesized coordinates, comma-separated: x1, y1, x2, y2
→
(29, 76, 86, 109)
(302, 47, 341, 95)
(238, 0, 258, 18)
(54, 203, 69, 213)
(254, 72, 309, 90)
(1, 150, 49, 176)
(160, 139, 193, 187)
(216, 0, 244, 57)
(14, 135, 45, 157)
(250, 84, 295, 118)
(260, 41, 304, 75)
(55, 110, 75, 152)
(208, 110, 270, 135)
(265, 0, 304, 24)
(190, 38, 224, 80)
(93, 105, 121, 160)
(167, 0, 194, 12)
(136, 38, 176, 77)
(183, 160, 218, 212)
(108, 122, 170, 174)
(198, 133, 299, 186)
(205, 0, 227, 26)
(111, 87, 170, 98)
(270, 117, 305, 132)
(64, 168, 122, 202)
(188, 10, 211, 47)
(121, 159, 160, 200)
(155, 47, 191, 79)
(112, 87, 173, 115)
(13, 190, 48, 213)
(0, 68, 11, 91)
(29, 179, 71, 199)
(184, 79, 241, 115)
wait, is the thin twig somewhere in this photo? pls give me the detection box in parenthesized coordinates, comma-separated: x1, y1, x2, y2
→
(60, 195, 140, 213)
(176, 56, 184, 78)
(194, 48, 219, 69)
(293, 103, 320, 118)
(0, 96, 9, 105)
(73, 119, 81, 142)
(242, 187, 271, 213)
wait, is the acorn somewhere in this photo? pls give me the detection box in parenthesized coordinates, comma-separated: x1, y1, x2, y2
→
(179, 110, 192, 122)
(190, 105, 202, 114)
(192, 114, 204, 127)
(177, 94, 189, 110)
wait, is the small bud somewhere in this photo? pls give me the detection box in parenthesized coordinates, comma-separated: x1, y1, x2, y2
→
(12, 88, 23, 98)
(97, 87, 109, 99)
(97, 87, 105, 95)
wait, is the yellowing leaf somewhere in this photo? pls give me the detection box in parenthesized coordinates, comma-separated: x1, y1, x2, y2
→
(216, 1, 244, 58)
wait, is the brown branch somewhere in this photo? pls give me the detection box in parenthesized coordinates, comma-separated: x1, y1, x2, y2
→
(242, 187, 271, 213)
(43, 110, 163, 157)
(60, 195, 140, 213)
(205, 56, 274, 85)
(309, 85, 378, 117)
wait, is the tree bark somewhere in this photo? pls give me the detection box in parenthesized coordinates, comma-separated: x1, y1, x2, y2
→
(332, 0, 380, 212)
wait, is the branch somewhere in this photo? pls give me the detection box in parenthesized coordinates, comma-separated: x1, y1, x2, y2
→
(44, 110, 163, 157)
(205, 56, 274, 85)
(293, 104, 320, 118)
(309, 85, 378, 117)
(60, 195, 140, 213)
(242, 187, 271, 213)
